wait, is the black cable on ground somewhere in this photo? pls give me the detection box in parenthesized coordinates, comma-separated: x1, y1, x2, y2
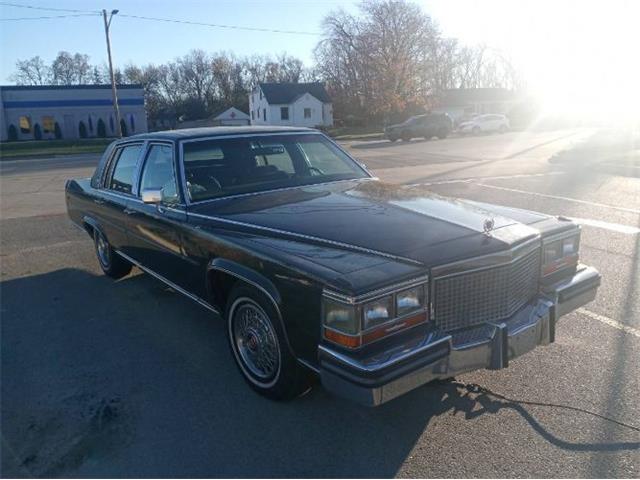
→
(453, 381, 640, 433)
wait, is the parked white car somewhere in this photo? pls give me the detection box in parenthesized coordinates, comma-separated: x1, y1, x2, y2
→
(458, 114, 510, 134)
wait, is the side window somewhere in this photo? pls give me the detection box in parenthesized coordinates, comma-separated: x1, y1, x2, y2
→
(139, 144, 178, 203)
(299, 140, 358, 175)
(108, 144, 142, 194)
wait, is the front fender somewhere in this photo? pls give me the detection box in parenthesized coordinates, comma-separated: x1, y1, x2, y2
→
(207, 258, 299, 358)
(208, 258, 282, 307)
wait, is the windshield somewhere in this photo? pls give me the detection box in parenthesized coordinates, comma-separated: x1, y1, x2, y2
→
(182, 133, 369, 202)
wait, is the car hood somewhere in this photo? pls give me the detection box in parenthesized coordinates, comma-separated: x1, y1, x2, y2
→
(189, 179, 545, 267)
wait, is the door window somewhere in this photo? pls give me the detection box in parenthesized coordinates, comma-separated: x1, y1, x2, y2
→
(139, 144, 178, 203)
(298, 141, 358, 175)
(107, 144, 142, 194)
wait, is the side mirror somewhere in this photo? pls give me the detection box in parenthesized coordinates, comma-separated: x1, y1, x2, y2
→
(141, 188, 162, 204)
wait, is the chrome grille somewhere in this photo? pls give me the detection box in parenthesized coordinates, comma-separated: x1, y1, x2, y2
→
(433, 248, 541, 332)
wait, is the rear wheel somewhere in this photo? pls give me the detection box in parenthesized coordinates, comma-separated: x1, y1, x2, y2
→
(93, 229, 131, 279)
(226, 284, 310, 401)
(401, 132, 411, 142)
(436, 127, 448, 139)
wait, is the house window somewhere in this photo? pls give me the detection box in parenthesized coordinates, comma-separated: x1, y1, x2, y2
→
(263, 109, 266, 121)
(304, 108, 311, 119)
(280, 107, 289, 120)
(251, 111, 254, 120)
(88, 116, 93, 132)
(19, 116, 31, 134)
(42, 116, 55, 134)
(130, 114, 135, 132)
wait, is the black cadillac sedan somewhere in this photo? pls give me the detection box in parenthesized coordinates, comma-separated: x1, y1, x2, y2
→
(65, 126, 600, 406)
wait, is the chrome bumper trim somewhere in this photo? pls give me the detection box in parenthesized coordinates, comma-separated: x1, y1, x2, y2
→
(320, 265, 600, 406)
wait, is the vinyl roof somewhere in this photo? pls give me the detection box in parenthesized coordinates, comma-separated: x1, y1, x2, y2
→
(124, 125, 316, 141)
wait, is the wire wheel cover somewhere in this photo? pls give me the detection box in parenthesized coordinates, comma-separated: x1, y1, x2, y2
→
(232, 302, 280, 381)
(96, 233, 110, 267)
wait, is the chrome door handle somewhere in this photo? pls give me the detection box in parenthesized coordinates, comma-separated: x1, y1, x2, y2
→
(123, 208, 137, 215)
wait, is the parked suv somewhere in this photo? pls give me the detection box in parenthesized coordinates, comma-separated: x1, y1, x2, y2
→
(458, 114, 510, 135)
(385, 113, 453, 142)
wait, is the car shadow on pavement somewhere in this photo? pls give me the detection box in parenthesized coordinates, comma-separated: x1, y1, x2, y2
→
(2, 268, 638, 478)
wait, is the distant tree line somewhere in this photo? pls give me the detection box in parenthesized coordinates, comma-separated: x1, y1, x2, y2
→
(9, 0, 522, 127)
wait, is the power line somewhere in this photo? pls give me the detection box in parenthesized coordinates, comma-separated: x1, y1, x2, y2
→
(0, 1, 99, 14)
(0, 13, 98, 21)
(117, 13, 321, 36)
(0, 1, 321, 35)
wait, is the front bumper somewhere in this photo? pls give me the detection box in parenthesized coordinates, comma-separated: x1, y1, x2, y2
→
(319, 265, 600, 406)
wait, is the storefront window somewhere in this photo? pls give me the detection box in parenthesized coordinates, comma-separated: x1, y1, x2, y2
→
(42, 116, 55, 134)
(19, 116, 31, 134)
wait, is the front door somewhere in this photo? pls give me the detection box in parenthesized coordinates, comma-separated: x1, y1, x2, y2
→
(125, 143, 201, 294)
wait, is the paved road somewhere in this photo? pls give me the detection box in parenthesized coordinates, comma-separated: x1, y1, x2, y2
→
(1, 128, 639, 477)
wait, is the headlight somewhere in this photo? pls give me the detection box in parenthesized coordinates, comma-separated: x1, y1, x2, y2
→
(363, 295, 393, 330)
(543, 231, 580, 275)
(543, 240, 562, 263)
(396, 285, 425, 316)
(323, 298, 358, 335)
(396, 285, 425, 317)
(322, 278, 429, 349)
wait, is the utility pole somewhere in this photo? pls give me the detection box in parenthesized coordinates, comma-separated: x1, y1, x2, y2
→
(102, 9, 122, 137)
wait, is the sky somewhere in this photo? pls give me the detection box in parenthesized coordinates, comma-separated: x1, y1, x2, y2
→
(1, 0, 639, 118)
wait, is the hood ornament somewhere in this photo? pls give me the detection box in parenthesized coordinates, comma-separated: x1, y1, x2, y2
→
(483, 217, 495, 235)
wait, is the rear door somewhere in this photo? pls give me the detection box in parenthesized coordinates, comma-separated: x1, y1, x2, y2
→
(95, 142, 144, 249)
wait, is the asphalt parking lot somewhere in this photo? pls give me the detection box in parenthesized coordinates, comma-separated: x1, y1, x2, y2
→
(1, 128, 639, 477)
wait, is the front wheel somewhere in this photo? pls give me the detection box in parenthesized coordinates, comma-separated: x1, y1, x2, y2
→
(93, 229, 131, 279)
(226, 284, 310, 401)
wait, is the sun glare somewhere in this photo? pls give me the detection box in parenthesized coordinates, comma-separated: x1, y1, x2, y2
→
(522, 1, 640, 123)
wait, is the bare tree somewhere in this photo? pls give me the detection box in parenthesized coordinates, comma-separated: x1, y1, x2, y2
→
(10, 56, 51, 85)
(315, 0, 441, 122)
(50, 51, 92, 85)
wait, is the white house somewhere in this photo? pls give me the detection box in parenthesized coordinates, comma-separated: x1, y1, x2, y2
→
(249, 82, 333, 128)
(0, 84, 147, 141)
(214, 107, 250, 126)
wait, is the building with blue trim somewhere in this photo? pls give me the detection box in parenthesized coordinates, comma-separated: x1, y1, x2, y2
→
(0, 84, 147, 142)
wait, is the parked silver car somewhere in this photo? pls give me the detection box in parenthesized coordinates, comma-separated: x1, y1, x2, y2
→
(458, 114, 510, 135)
